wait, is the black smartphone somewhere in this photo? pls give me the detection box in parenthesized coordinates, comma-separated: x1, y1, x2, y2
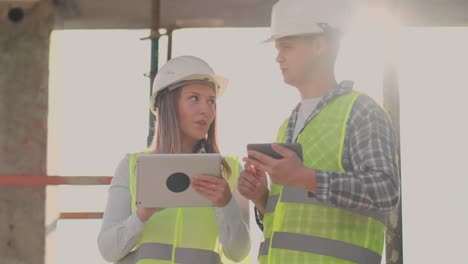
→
(247, 143, 303, 161)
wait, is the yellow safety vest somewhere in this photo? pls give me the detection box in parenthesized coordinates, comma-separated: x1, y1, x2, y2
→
(259, 91, 387, 264)
(124, 153, 245, 264)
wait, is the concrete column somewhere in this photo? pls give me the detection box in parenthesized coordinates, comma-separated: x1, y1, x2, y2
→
(0, 1, 53, 263)
(382, 1, 403, 263)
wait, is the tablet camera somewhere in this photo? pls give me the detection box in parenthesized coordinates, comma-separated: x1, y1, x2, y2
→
(166, 172, 190, 193)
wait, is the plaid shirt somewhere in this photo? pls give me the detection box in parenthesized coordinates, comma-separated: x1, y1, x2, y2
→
(255, 81, 400, 229)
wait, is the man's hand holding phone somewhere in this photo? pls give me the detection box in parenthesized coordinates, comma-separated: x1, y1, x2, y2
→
(243, 143, 317, 192)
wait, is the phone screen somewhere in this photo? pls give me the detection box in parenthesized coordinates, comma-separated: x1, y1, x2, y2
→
(247, 143, 303, 161)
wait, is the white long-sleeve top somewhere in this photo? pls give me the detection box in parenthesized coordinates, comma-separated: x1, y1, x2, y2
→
(98, 154, 250, 263)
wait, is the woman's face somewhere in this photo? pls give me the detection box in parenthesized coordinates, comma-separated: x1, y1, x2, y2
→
(177, 83, 216, 147)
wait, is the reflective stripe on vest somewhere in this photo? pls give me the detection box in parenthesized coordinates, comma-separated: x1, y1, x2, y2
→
(268, 186, 386, 224)
(174, 248, 220, 264)
(261, 232, 381, 264)
(265, 195, 279, 213)
(258, 239, 270, 257)
(118, 243, 172, 263)
(119, 243, 220, 264)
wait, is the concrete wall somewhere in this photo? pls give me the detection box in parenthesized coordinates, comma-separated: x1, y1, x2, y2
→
(0, 1, 53, 263)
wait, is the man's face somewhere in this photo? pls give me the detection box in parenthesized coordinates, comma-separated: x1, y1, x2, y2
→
(275, 35, 322, 87)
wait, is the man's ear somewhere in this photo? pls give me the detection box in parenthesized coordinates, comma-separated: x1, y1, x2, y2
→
(313, 35, 329, 57)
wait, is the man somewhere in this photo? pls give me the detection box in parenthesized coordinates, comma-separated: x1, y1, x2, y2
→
(237, 0, 400, 263)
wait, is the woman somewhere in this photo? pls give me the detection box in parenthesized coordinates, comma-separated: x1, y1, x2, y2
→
(98, 56, 251, 263)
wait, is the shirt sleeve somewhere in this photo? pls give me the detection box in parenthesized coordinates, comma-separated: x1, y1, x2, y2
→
(214, 165, 251, 262)
(97, 154, 146, 262)
(314, 95, 400, 212)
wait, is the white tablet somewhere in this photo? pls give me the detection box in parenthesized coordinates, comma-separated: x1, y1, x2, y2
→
(135, 153, 222, 208)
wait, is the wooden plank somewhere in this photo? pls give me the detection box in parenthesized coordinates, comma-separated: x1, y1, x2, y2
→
(59, 212, 104, 220)
(0, 176, 112, 187)
(55, 0, 276, 29)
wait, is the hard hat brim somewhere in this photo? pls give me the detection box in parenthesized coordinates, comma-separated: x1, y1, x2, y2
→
(262, 23, 326, 43)
(262, 35, 277, 43)
(212, 74, 228, 98)
(150, 74, 228, 113)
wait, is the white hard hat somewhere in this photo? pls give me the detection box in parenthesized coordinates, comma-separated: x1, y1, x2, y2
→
(150, 55, 228, 113)
(264, 0, 354, 42)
